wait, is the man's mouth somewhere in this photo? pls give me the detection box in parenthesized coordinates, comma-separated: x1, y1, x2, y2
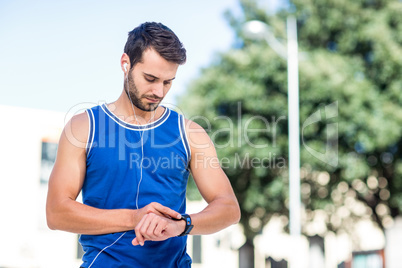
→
(145, 96, 162, 103)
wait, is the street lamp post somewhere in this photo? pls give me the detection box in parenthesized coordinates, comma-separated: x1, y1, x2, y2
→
(243, 17, 302, 268)
(286, 15, 301, 240)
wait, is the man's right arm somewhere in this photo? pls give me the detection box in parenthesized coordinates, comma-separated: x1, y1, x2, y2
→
(46, 112, 180, 235)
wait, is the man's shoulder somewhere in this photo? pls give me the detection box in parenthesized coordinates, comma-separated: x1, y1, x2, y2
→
(183, 118, 203, 131)
(182, 118, 213, 151)
(62, 111, 90, 149)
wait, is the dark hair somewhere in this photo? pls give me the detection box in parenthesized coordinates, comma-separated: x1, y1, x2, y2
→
(124, 22, 186, 68)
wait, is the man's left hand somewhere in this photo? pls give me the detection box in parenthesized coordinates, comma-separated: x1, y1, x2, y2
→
(132, 213, 185, 246)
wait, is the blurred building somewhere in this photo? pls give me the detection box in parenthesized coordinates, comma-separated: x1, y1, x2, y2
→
(253, 216, 388, 268)
(0, 105, 81, 267)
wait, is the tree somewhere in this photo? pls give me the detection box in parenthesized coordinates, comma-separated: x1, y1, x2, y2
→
(179, 0, 402, 265)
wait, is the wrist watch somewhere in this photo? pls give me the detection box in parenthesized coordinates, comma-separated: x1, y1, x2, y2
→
(177, 214, 193, 236)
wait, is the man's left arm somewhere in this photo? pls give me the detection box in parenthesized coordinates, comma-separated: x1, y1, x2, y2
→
(185, 119, 241, 235)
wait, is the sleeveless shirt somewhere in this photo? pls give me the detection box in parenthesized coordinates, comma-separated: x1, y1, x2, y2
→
(79, 103, 192, 268)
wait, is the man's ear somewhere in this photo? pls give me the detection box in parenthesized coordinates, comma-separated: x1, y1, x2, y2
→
(120, 53, 130, 74)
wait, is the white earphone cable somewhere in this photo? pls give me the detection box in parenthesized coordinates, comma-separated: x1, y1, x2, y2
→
(87, 232, 126, 268)
(88, 67, 157, 267)
(135, 131, 144, 209)
(125, 71, 155, 209)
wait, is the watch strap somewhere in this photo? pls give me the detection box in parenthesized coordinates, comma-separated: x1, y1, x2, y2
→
(177, 214, 193, 236)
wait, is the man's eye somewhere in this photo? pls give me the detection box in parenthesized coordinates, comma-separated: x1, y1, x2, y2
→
(145, 77, 155, 82)
(164, 81, 172, 85)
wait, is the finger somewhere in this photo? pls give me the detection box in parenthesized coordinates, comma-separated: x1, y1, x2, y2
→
(132, 237, 140, 246)
(134, 214, 148, 246)
(151, 203, 181, 220)
(154, 220, 168, 237)
(139, 214, 156, 240)
(144, 214, 159, 239)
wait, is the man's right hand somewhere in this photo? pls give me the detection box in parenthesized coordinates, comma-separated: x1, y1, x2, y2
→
(135, 202, 182, 225)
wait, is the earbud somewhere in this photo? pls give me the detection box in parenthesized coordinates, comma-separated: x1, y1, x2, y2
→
(123, 63, 128, 72)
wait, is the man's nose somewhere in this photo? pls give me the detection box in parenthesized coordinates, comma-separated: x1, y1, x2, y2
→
(152, 82, 165, 98)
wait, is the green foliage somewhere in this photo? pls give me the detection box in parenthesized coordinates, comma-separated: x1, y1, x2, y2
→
(179, 0, 402, 241)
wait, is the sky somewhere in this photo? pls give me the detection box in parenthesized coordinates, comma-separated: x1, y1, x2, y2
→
(0, 0, 244, 113)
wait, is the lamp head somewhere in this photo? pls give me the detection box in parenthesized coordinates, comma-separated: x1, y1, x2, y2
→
(242, 20, 270, 40)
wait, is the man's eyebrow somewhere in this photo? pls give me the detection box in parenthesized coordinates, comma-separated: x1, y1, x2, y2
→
(143, 72, 176, 81)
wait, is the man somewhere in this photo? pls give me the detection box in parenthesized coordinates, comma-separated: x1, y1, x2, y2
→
(46, 22, 240, 267)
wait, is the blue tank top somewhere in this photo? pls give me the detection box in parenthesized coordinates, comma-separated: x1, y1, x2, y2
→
(79, 103, 192, 268)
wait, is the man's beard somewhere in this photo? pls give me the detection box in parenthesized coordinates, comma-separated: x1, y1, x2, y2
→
(125, 74, 162, 112)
